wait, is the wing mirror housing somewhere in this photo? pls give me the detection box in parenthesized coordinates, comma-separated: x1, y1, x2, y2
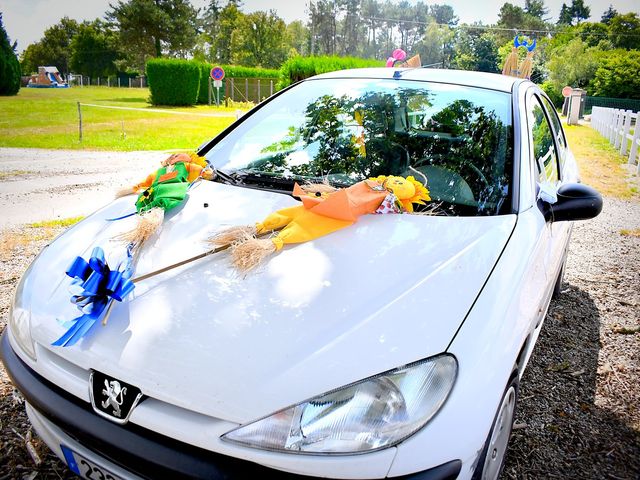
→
(543, 183, 603, 222)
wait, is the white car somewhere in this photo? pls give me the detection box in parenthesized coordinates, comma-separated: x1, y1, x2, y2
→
(2, 68, 602, 480)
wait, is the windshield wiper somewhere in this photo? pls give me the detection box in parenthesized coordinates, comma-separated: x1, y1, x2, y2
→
(232, 171, 297, 191)
(212, 167, 244, 186)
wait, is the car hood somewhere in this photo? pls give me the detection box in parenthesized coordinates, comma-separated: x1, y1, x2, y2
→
(28, 181, 515, 423)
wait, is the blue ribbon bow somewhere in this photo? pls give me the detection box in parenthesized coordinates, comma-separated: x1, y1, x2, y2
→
(52, 246, 135, 347)
(514, 35, 536, 52)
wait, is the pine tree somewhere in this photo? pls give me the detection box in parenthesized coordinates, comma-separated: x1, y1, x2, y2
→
(601, 5, 618, 24)
(525, 0, 549, 20)
(557, 3, 573, 25)
(570, 0, 590, 24)
(0, 13, 21, 96)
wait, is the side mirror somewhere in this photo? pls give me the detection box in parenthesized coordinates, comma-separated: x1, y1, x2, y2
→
(544, 183, 603, 222)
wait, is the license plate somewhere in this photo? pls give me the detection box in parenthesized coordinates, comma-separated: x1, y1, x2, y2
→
(61, 444, 123, 480)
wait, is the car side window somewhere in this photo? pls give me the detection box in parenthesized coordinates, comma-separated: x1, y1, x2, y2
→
(539, 95, 566, 167)
(529, 96, 559, 184)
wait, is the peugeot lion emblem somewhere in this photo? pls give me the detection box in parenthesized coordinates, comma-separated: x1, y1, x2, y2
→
(90, 371, 143, 424)
(101, 379, 127, 417)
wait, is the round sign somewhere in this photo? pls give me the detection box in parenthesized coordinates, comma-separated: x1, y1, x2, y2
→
(210, 66, 225, 81)
(562, 86, 572, 98)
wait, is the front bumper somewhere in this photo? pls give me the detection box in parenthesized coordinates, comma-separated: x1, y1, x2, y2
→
(1, 331, 461, 480)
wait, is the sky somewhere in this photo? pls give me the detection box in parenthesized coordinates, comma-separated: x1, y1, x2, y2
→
(2, 0, 639, 53)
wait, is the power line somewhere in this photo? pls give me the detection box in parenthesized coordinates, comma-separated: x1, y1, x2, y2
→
(363, 16, 640, 38)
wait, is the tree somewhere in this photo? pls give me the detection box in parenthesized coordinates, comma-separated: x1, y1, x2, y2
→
(591, 50, 640, 99)
(498, 3, 526, 28)
(107, 0, 198, 70)
(361, 0, 381, 57)
(163, 0, 200, 57)
(575, 22, 609, 48)
(524, 0, 548, 19)
(415, 22, 454, 67)
(570, 0, 590, 24)
(557, 3, 572, 25)
(601, 5, 618, 24)
(196, 0, 222, 60)
(340, 0, 362, 56)
(230, 10, 288, 68)
(429, 4, 458, 26)
(286, 20, 309, 56)
(496, 2, 547, 43)
(0, 13, 20, 95)
(308, 0, 339, 55)
(608, 13, 640, 50)
(451, 28, 500, 73)
(546, 38, 597, 90)
(20, 17, 79, 75)
(70, 21, 119, 77)
(211, 1, 242, 63)
(474, 34, 500, 73)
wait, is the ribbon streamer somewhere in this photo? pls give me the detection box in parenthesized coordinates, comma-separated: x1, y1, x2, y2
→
(52, 246, 135, 347)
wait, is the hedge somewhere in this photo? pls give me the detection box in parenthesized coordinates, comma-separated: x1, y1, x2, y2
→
(197, 62, 212, 104)
(146, 58, 200, 106)
(278, 56, 384, 89)
(219, 64, 279, 79)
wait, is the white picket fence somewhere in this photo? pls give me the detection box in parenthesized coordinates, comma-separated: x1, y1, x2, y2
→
(590, 106, 640, 173)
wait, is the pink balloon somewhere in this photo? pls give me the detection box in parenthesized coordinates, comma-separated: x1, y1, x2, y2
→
(392, 49, 407, 61)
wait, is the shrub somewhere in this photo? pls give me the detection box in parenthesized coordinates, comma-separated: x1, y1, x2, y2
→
(540, 81, 564, 108)
(146, 58, 200, 106)
(278, 56, 384, 89)
(0, 14, 20, 96)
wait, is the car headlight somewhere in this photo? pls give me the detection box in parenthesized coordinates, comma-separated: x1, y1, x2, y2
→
(9, 264, 36, 361)
(222, 354, 457, 454)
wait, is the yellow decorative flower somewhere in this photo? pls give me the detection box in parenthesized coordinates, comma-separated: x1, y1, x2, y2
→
(369, 175, 431, 212)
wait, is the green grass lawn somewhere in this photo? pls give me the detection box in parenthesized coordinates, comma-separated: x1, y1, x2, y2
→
(565, 123, 638, 199)
(0, 87, 248, 151)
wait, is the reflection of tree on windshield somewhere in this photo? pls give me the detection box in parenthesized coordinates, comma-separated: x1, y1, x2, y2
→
(411, 99, 512, 212)
(423, 99, 475, 137)
(293, 94, 362, 178)
(257, 88, 433, 181)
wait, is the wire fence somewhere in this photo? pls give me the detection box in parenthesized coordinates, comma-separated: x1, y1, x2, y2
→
(584, 96, 640, 115)
(223, 77, 279, 104)
(75, 102, 243, 143)
(67, 75, 147, 88)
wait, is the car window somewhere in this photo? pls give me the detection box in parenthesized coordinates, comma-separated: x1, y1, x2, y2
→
(539, 95, 567, 174)
(205, 78, 514, 216)
(529, 96, 559, 184)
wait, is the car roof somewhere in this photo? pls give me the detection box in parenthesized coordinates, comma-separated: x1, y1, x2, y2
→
(310, 68, 525, 93)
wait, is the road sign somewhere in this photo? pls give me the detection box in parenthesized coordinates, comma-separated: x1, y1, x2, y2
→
(213, 79, 222, 88)
(562, 86, 572, 98)
(210, 66, 225, 81)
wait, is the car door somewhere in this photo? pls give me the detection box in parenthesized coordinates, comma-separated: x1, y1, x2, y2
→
(526, 91, 568, 305)
(537, 93, 573, 278)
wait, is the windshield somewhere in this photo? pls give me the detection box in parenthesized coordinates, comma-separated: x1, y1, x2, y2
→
(205, 78, 513, 216)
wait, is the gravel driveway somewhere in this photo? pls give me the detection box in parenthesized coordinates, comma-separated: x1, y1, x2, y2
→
(0, 148, 165, 227)
(0, 149, 638, 479)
